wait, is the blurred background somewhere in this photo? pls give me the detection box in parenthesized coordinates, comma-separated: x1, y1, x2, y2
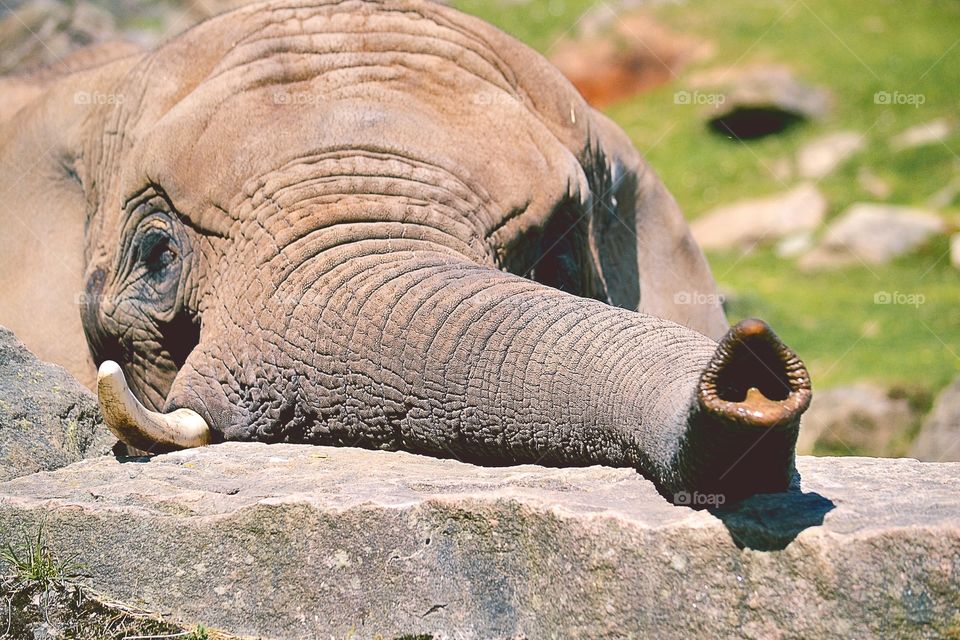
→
(2, 0, 958, 459)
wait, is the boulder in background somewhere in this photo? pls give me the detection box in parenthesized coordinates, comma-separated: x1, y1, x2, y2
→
(797, 383, 917, 456)
(911, 377, 960, 462)
(691, 183, 826, 252)
(800, 202, 945, 269)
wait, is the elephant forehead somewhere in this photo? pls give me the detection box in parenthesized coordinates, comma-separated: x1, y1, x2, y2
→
(130, 0, 533, 128)
(130, 89, 577, 234)
(103, 0, 596, 240)
(205, 2, 522, 97)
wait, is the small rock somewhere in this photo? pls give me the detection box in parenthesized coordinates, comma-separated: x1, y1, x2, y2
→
(551, 10, 708, 108)
(775, 232, 813, 258)
(952, 234, 960, 269)
(771, 157, 794, 182)
(800, 203, 945, 269)
(691, 183, 826, 252)
(30, 622, 57, 640)
(797, 131, 865, 179)
(911, 378, 960, 462)
(891, 118, 954, 151)
(927, 177, 960, 209)
(857, 168, 892, 199)
(797, 384, 916, 456)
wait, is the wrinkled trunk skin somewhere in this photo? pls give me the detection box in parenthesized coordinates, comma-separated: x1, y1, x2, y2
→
(167, 240, 808, 502)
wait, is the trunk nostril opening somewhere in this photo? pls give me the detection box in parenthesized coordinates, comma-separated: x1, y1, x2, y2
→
(681, 320, 811, 500)
(698, 318, 812, 427)
(714, 333, 793, 402)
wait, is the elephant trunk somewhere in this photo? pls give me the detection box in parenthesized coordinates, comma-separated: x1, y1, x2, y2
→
(107, 249, 811, 501)
(674, 318, 811, 499)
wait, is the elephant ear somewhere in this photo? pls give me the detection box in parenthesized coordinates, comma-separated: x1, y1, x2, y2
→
(589, 111, 729, 341)
(0, 47, 141, 389)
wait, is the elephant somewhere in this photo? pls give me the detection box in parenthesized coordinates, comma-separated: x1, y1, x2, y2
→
(0, 0, 811, 503)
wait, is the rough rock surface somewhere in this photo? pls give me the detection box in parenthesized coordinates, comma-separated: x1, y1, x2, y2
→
(1, 443, 958, 639)
(911, 377, 960, 462)
(796, 384, 916, 456)
(691, 183, 826, 251)
(0, 325, 114, 481)
(800, 202, 945, 269)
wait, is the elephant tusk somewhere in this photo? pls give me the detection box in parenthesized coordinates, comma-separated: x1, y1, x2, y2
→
(97, 360, 212, 453)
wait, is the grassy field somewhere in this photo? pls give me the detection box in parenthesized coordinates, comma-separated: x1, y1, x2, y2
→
(454, 0, 960, 394)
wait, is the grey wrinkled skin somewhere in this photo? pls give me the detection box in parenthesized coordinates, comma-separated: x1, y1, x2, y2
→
(0, 0, 808, 500)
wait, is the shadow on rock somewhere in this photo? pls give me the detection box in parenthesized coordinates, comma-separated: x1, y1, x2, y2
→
(710, 472, 835, 551)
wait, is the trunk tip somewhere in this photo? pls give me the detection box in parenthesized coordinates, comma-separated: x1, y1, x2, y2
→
(698, 318, 812, 428)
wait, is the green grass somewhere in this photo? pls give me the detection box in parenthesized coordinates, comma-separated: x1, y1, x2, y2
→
(612, 0, 960, 218)
(454, 0, 598, 52)
(713, 240, 960, 391)
(1, 525, 87, 593)
(454, 0, 960, 398)
(188, 624, 212, 640)
(0, 527, 241, 638)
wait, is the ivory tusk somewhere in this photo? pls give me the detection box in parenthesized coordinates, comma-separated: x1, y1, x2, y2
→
(97, 360, 212, 453)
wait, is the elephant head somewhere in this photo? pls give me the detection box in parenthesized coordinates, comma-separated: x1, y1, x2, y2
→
(0, 0, 810, 502)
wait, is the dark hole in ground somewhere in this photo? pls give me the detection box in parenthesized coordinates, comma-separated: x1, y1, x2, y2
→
(709, 106, 805, 140)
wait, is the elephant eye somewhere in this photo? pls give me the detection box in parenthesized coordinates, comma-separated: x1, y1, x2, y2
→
(139, 229, 177, 275)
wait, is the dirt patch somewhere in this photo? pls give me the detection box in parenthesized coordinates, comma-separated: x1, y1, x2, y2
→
(688, 65, 831, 140)
(0, 581, 204, 639)
(550, 10, 710, 108)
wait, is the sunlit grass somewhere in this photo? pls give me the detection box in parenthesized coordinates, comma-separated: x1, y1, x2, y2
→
(453, 0, 598, 53)
(1, 526, 87, 593)
(712, 238, 960, 392)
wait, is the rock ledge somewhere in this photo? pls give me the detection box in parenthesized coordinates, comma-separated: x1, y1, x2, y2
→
(0, 444, 958, 639)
